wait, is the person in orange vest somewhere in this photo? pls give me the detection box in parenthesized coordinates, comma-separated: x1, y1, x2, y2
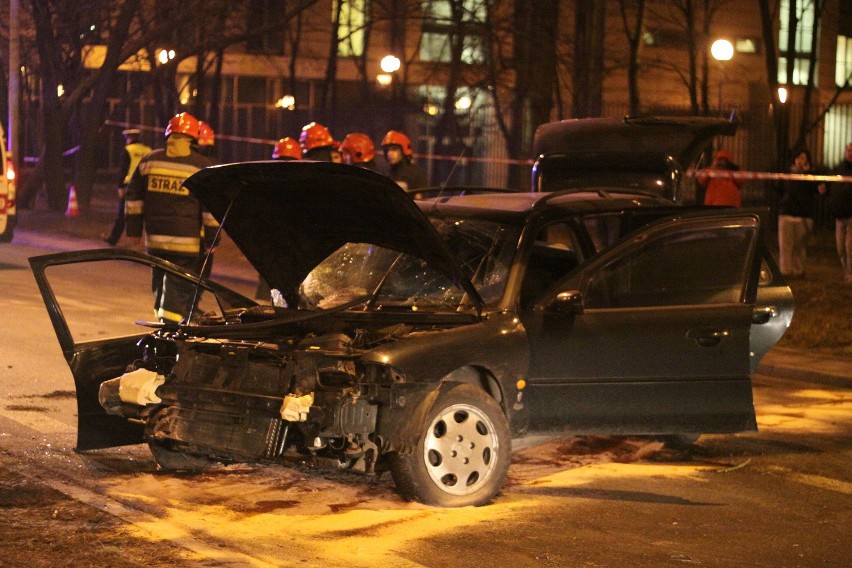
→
(125, 112, 217, 323)
(103, 128, 151, 245)
(696, 149, 742, 208)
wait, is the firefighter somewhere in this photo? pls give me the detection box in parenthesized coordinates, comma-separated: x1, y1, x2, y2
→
(104, 128, 151, 246)
(272, 137, 302, 160)
(381, 130, 427, 190)
(339, 132, 377, 171)
(299, 122, 337, 161)
(125, 112, 218, 323)
(194, 121, 217, 160)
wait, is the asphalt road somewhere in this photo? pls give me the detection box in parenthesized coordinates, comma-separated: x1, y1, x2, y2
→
(1, 239, 849, 567)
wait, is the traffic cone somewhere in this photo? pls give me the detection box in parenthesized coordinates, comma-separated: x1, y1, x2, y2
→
(65, 185, 79, 218)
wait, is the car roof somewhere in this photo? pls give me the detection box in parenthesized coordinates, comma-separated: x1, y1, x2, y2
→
(416, 189, 675, 222)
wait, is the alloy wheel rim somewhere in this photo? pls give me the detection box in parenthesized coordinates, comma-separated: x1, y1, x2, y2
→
(422, 403, 499, 496)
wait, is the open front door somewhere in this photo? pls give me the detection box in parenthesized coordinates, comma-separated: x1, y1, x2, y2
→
(524, 213, 766, 435)
(29, 249, 255, 450)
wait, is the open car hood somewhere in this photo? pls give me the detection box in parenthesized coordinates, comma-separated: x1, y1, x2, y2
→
(183, 161, 483, 307)
(532, 116, 738, 198)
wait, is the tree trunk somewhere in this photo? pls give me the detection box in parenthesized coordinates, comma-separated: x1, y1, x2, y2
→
(72, 0, 139, 213)
(794, 0, 824, 151)
(620, 0, 646, 116)
(758, 0, 786, 170)
(574, 0, 606, 118)
(30, 0, 67, 211)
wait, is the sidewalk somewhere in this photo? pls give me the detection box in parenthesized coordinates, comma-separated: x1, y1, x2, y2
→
(10, 184, 850, 388)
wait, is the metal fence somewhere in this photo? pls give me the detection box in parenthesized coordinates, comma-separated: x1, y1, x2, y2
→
(21, 97, 851, 202)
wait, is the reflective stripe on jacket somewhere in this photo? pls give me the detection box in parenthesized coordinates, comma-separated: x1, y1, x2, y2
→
(125, 148, 215, 254)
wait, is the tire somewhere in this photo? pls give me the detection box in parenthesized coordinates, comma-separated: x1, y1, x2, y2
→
(389, 383, 511, 507)
(148, 440, 216, 473)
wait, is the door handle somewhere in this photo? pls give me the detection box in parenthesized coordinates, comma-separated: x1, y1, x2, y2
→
(687, 328, 729, 347)
(752, 306, 777, 325)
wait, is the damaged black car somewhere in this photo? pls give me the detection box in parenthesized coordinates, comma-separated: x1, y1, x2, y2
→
(30, 160, 792, 507)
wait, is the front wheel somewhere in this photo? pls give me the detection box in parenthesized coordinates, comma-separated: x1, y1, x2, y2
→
(389, 383, 510, 507)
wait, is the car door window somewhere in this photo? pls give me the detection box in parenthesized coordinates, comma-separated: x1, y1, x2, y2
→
(520, 222, 582, 308)
(584, 225, 755, 308)
(582, 214, 622, 252)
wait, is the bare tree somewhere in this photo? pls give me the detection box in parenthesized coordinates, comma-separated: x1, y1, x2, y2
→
(793, 0, 825, 150)
(759, 0, 830, 166)
(484, 0, 559, 187)
(574, 0, 606, 118)
(618, 0, 646, 115)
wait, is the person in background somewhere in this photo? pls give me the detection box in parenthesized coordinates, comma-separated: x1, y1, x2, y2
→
(272, 137, 302, 160)
(125, 112, 218, 323)
(299, 122, 337, 161)
(103, 128, 151, 246)
(192, 121, 220, 281)
(330, 139, 343, 163)
(819, 141, 852, 283)
(194, 121, 218, 160)
(777, 148, 820, 279)
(339, 132, 377, 171)
(381, 130, 427, 190)
(696, 149, 741, 207)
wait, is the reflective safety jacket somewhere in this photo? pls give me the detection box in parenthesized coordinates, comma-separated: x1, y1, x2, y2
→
(125, 148, 217, 255)
(120, 141, 152, 185)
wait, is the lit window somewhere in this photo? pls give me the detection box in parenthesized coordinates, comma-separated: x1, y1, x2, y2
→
(419, 0, 487, 64)
(777, 0, 819, 86)
(735, 38, 758, 54)
(837, 35, 852, 87)
(337, 0, 368, 57)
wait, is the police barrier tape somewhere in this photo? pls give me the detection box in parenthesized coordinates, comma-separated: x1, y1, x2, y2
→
(686, 170, 852, 183)
(107, 121, 851, 182)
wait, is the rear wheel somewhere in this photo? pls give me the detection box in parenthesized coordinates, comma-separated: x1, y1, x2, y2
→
(389, 383, 510, 507)
(148, 440, 216, 473)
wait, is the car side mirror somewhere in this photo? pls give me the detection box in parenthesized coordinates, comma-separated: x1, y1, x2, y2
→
(542, 290, 584, 315)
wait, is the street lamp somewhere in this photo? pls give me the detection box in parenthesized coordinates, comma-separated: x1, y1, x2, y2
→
(377, 55, 400, 87)
(711, 39, 734, 114)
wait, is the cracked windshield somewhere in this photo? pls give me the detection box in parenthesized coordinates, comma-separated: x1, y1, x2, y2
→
(300, 218, 520, 310)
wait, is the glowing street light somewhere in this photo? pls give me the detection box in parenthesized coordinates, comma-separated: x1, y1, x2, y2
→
(710, 39, 734, 62)
(380, 55, 401, 73)
(777, 86, 788, 104)
(275, 95, 296, 110)
(711, 39, 734, 113)
(156, 49, 175, 65)
(455, 95, 472, 111)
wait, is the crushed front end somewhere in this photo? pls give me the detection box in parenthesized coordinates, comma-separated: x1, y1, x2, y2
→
(97, 310, 464, 474)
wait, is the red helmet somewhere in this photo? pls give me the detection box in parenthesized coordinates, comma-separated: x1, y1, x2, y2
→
(339, 133, 375, 164)
(381, 130, 413, 156)
(197, 121, 215, 146)
(164, 112, 200, 140)
(272, 137, 301, 160)
(299, 122, 334, 152)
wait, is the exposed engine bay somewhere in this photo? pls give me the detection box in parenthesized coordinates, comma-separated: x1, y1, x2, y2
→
(97, 307, 467, 475)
